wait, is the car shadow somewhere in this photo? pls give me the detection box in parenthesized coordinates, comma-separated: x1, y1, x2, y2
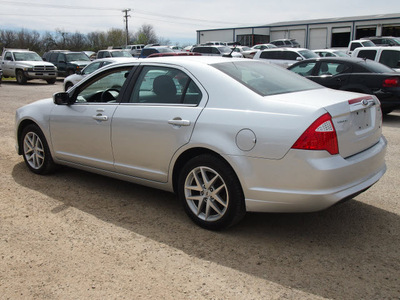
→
(383, 110, 400, 128)
(12, 162, 399, 299)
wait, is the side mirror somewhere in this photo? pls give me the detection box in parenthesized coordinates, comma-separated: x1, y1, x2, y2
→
(53, 92, 73, 105)
(296, 57, 303, 61)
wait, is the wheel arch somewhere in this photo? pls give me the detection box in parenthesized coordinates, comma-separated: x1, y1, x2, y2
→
(171, 147, 239, 194)
(17, 119, 40, 155)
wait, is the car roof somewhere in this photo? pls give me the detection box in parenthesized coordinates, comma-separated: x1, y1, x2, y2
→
(260, 47, 309, 52)
(353, 46, 400, 51)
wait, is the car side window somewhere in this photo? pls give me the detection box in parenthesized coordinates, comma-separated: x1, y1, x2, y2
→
(74, 67, 132, 103)
(318, 62, 349, 76)
(356, 50, 377, 60)
(380, 50, 400, 68)
(290, 62, 316, 76)
(284, 51, 299, 60)
(129, 66, 202, 105)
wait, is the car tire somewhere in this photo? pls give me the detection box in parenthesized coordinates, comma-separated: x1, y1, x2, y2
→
(46, 78, 56, 84)
(178, 154, 246, 230)
(16, 70, 27, 85)
(21, 124, 57, 175)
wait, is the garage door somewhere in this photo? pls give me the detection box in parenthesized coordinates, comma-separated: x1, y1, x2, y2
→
(289, 30, 306, 47)
(309, 28, 328, 49)
(270, 31, 287, 42)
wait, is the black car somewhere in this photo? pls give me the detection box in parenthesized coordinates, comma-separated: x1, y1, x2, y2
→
(43, 51, 90, 77)
(288, 57, 400, 114)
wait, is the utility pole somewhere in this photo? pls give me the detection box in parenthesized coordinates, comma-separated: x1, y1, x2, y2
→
(122, 9, 131, 46)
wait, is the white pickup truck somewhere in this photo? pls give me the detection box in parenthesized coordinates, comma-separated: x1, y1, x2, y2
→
(1, 48, 57, 84)
(352, 46, 400, 72)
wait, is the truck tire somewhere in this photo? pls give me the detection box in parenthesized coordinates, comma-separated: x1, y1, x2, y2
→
(16, 70, 27, 85)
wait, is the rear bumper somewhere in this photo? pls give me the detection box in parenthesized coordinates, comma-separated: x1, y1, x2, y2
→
(374, 90, 400, 111)
(231, 136, 387, 213)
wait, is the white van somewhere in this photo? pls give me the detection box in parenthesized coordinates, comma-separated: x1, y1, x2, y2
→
(352, 46, 400, 72)
(125, 44, 145, 57)
(253, 48, 319, 68)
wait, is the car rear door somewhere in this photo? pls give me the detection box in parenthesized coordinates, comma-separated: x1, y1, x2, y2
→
(111, 64, 206, 183)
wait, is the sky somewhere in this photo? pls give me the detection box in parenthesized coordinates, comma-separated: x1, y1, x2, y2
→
(0, 0, 399, 45)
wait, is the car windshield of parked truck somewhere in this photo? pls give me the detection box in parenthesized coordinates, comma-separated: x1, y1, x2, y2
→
(299, 50, 319, 59)
(212, 60, 321, 96)
(110, 51, 133, 57)
(65, 53, 91, 62)
(13, 52, 43, 61)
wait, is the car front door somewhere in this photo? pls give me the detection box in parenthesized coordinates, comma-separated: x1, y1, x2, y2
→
(111, 65, 206, 183)
(49, 66, 133, 170)
(308, 61, 351, 89)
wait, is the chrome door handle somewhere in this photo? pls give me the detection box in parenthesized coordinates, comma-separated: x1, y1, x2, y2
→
(168, 119, 191, 126)
(93, 115, 108, 121)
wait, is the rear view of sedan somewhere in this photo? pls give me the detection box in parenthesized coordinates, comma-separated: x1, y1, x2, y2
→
(15, 57, 386, 230)
(288, 57, 400, 114)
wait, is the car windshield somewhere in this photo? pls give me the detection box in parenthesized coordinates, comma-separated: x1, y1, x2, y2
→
(218, 46, 233, 54)
(392, 38, 400, 45)
(66, 53, 90, 62)
(157, 48, 175, 53)
(110, 51, 132, 57)
(299, 50, 319, 59)
(13, 52, 43, 61)
(361, 40, 376, 47)
(333, 51, 349, 57)
(212, 60, 321, 96)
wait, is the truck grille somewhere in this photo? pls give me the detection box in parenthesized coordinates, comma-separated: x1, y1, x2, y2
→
(33, 66, 56, 72)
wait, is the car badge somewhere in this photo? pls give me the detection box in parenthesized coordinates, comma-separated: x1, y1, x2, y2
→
(362, 99, 369, 106)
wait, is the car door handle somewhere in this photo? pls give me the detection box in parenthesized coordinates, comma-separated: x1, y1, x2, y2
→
(168, 119, 191, 126)
(92, 115, 108, 121)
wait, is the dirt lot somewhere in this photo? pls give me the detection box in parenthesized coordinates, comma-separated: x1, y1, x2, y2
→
(0, 79, 399, 299)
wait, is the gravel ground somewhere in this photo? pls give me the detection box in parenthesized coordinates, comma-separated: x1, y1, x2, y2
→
(0, 79, 399, 299)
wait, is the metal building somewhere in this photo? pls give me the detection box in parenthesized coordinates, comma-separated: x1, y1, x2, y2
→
(196, 13, 400, 49)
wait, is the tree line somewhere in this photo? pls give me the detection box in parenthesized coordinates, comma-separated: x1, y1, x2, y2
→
(0, 24, 171, 55)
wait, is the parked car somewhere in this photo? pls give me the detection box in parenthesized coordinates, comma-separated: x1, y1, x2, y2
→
(288, 57, 400, 114)
(191, 46, 243, 58)
(351, 46, 400, 72)
(251, 44, 277, 51)
(139, 46, 175, 58)
(270, 39, 300, 48)
(15, 57, 387, 230)
(361, 36, 400, 47)
(253, 48, 319, 67)
(96, 49, 133, 59)
(313, 49, 349, 57)
(230, 46, 257, 58)
(146, 52, 201, 58)
(63, 57, 137, 91)
(124, 44, 145, 57)
(347, 39, 376, 55)
(43, 50, 90, 77)
(2, 48, 57, 84)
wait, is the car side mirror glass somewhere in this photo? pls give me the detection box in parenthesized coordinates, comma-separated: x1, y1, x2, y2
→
(53, 92, 73, 105)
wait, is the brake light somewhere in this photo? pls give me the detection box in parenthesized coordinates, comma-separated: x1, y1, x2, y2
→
(383, 77, 400, 87)
(292, 113, 339, 155)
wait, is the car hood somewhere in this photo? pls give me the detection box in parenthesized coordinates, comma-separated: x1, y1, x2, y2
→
(68, 60, 89, 66)
(17, 61, 55, 67)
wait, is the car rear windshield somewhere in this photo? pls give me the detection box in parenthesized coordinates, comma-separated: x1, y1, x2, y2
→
(358, 59, 396, 73)
(212, 60, 321, 96)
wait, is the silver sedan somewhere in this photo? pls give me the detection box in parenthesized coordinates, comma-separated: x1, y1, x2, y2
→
(15, 57, 387, 230)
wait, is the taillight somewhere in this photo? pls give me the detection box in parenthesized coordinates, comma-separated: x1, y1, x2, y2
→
(383, 77, 400, 87)
(292, 113, 339, 155)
